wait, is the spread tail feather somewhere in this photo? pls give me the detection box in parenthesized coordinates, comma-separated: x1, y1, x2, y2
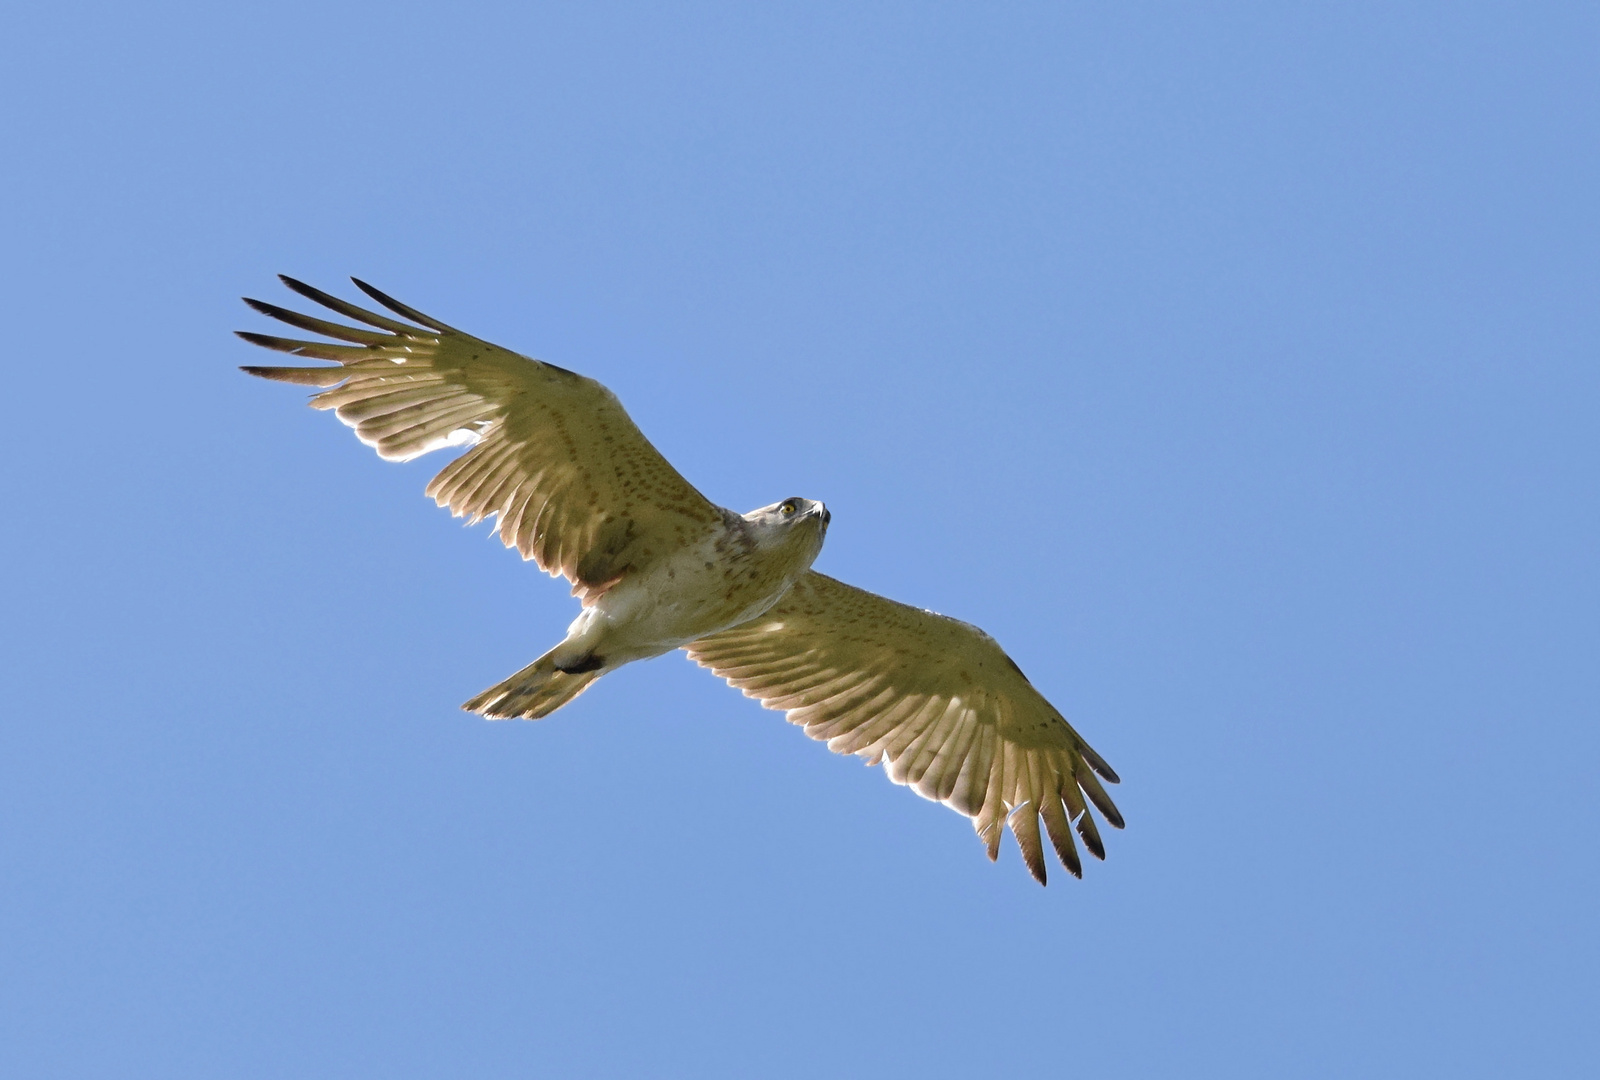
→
(463, 649, 603, 720)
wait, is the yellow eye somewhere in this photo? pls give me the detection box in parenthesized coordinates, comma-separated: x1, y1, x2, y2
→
(780, 501, 797, 515)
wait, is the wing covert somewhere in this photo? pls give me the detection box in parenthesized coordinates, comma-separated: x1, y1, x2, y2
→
(240, 276, 725, 599)
(685, 571, 1122, 884)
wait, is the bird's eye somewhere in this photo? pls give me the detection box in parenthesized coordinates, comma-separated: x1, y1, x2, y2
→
(780, 501, 797, 515)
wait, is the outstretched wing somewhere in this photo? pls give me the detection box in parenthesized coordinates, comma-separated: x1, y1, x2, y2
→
(240, 276, 726, 599)
(685, 572, 1122, 885)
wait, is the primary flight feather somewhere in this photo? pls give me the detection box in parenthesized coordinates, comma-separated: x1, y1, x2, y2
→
(241, 276, 1122, 884)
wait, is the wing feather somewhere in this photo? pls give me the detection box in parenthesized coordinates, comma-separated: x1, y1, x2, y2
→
(240, 277, 724, 599)
(352, 276, 458, 332)
(726, 650, 824, 678)
(913, 714, 974, 802)
(731, 664, 826, 694)
(462, 452, 527, 524)
(686, 571, 1122, 884)
(1010, 799, 1048, 884)
(947, 726, 992, 817)
(279, 274, 421, 333)
(242, 297, 394, 345)
(827, 694, 927, 756)
(236, 331, 382, 363)
(895, 699, 966, 789)
(807, 685, 901, 741)
(880, 696, 948, 769)
(1039, 786, 1084, 879)
(787, 670, 875, 712)
(978, 748, 1007, 861)
(1073, 785, 1107, 861)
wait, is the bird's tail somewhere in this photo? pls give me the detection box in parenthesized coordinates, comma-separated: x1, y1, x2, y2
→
(462, 648, 603, 720)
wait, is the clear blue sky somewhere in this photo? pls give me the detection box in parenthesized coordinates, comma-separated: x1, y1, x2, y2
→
(2, 2, 1595, 1076)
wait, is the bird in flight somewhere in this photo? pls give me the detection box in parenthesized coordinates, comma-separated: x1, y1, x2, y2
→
(240, 277, 1123, 884)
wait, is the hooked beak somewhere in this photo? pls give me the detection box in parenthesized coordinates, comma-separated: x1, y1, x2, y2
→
(812, 502, 831, 526)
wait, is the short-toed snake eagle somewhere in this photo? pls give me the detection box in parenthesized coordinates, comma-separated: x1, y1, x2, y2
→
(240, 277, 1122, 884)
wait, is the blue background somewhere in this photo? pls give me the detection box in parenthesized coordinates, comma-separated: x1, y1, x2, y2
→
(2, 2, 1595, 1076)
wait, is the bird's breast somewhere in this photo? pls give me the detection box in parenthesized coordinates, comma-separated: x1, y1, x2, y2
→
(594, 526, 817, 651)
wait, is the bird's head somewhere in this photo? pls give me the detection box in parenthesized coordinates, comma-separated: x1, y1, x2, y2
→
(745, 497, 830, 556)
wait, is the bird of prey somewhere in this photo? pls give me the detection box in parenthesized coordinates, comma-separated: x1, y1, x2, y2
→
(239, 277, 1123, 884)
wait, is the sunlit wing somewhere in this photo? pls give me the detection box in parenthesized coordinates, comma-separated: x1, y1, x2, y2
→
(686, 571, 1122, 884)
(239, 276, 726, 600)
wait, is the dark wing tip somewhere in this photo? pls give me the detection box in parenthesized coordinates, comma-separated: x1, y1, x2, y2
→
(276, 275, 347, 312)
(1042, 800, 1084, 879)
(350, 277, 454, 332)
(239, 364, 346, 386)
(1078, 741, 1120, 784)
(242, 296, 303, 323)
(269, 275, 422, 335)
(1076, 814, 1107, 861)
(235, 330, 296, 351)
